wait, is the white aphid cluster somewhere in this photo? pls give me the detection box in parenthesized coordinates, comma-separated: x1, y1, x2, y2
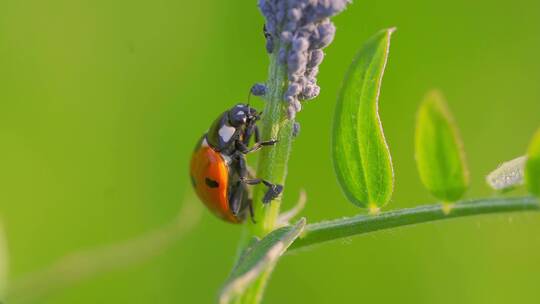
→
(259, 0, 350, 119)
(486, 156, 527, 191)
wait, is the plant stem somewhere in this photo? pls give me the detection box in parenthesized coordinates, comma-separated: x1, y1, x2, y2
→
(289, 196, 539, 250)
(250, 41, 294, 237)
(233, 40, 293, 304)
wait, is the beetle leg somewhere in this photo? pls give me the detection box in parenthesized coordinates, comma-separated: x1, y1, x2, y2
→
(236, 139, 278, 154)
(237, 125, 278, 154)
(240, 177, 283, 204)
(254, 125, 261, 144)
(229, 181, 244, 216)
(247, 198, 256, 223)
(235, 153, 249, 178)
(242, 123, 256, 145)
(236, 154, 283, 204)
(234, 155, 256, 222)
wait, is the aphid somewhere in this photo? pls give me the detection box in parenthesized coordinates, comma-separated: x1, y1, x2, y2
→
(190, 101, 283, 223)
(263, 24, 274, 53)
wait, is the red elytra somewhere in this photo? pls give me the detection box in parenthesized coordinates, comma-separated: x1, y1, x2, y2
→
(190, 144, 240, 223)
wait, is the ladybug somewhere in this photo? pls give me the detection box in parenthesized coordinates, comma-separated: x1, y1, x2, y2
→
(190, 102, 283, 223)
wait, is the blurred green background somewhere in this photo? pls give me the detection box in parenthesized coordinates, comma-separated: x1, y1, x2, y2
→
(1, 0, 540, 303)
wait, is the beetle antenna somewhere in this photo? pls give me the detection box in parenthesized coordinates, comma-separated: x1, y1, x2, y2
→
(247, 90, 252, 108)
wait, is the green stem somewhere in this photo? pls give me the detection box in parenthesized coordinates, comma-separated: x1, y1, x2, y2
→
(289, 196, 539, 250)
(250, 42, 294, 237)
(233, 41, 293, 304)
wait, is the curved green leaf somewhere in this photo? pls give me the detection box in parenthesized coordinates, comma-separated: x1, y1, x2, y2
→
(332, 28, 395, 212)
(415, 90, 469, 202)
(486, 156, 526, 192)
(220, 218, 305, 304)
(525, 128, 540, 196)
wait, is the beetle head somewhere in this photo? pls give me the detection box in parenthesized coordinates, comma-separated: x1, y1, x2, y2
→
(228, 103, 259, 127)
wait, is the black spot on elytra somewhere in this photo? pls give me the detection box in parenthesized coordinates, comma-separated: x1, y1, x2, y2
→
(205, 178, 219, 188)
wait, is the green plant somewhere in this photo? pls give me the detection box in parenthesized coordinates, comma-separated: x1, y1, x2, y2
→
(2, 2, 539, 304)
(218, 1, 540, 303)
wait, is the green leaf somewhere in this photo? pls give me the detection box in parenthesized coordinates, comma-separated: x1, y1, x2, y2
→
(220, 218, 306, 304)
(525, 128, 540, 196)
(415, 90, 469, 202)
(332, 28, 395, 212)
(486, 156, 526, 192)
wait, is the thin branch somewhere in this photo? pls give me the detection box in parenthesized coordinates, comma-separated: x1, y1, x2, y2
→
(290, 196, 539, 250)
(7, 196, 202, 304)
